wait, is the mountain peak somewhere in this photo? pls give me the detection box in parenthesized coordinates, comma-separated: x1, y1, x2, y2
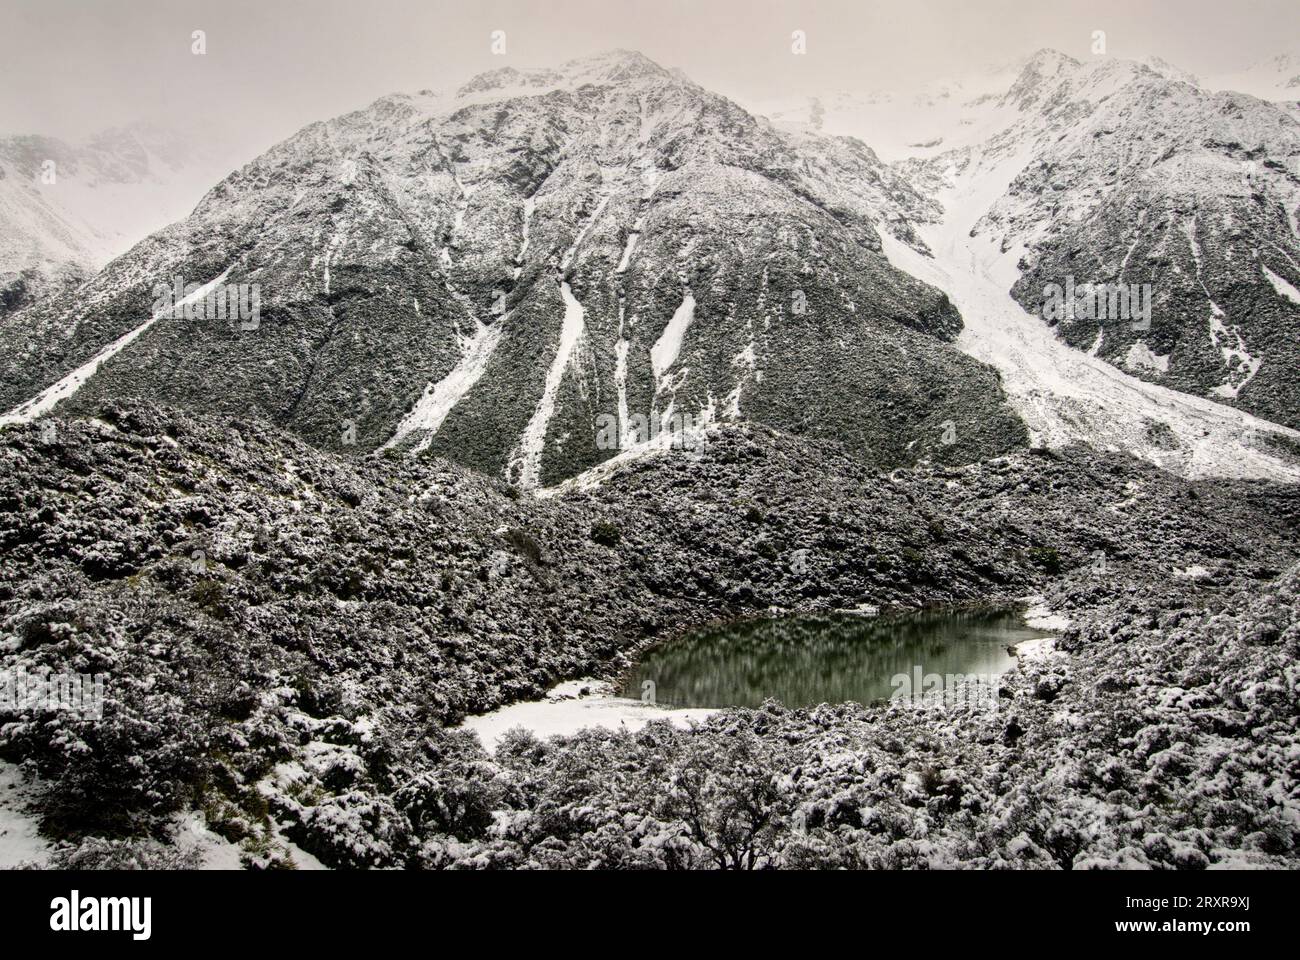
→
(1023, 48, 1080, 73)
(559, 49, 673, 83)
(1001, 49, 1080, 109)
(455, 50, 675, 101)
(1138, 55, 1199, 86)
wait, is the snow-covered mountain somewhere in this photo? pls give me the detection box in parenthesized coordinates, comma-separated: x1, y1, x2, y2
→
(746, 51, 1300, 478)
(910, 52, 1300, 430)
(0, 51, 1027, 486)
(0, 123, 236, 317)
(5, 49, 1298, 485)
(748, 49, 1298, 160)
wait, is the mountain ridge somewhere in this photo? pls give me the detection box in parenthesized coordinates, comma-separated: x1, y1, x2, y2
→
(0, 50, 1027, 486)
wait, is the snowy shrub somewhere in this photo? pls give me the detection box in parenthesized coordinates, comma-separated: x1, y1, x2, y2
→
(288, 791, 407, 869)
(2, 404, 1298, 868)
(394, 763, 501, 842)
(22, 836, 202, 870)
(656, 729, 791, 870)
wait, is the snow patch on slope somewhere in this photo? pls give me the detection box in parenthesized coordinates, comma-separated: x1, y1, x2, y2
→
(513, 197, 536, 280)
(510, 196, 610, 488)
(1122, 341, 1170, 375)
(650, 289, 696, 382)
(460, 679, 714, 753)
(0, 265, 235, 426)
(0, 762, 48, 868)
(382, 319, 505, 453)
(512, 281, 588, 489)
(1263, 265, 1300, 304)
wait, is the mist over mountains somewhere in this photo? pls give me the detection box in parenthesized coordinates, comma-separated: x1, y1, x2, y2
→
(0, 123, 237, 320)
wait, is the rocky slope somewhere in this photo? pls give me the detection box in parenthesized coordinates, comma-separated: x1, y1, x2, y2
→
(1, 400, 1295, 866)
(898, 51, 1300, 430)
(0, 52, 1026, 484)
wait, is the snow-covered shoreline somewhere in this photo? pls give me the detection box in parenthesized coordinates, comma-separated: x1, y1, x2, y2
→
(459, 678, 716, 752)
(0, 761, 48, 868)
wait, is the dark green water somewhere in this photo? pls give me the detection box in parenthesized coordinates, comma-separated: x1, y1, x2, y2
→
(618, 607, 1055, 709)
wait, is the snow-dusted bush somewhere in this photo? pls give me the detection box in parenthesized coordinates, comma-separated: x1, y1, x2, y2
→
(22, 836, 202, 870)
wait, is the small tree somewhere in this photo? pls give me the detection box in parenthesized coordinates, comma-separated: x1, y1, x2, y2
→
(659, 730, 789, 869)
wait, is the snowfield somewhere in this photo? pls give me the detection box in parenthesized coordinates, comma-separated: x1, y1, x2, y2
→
(0, 761, 48, 868)
(460, 679, 715, 752)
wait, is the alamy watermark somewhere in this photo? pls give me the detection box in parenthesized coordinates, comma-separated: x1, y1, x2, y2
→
(890, 666, 1002, 712)
(1042, 275, 1152, 330)
(151, 275, 261, 330)
(1, 667, 107, 720)
(50, 891, 150, 940)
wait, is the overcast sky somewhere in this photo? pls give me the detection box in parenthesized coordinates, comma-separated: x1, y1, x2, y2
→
(2, 0, 1296, 160)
